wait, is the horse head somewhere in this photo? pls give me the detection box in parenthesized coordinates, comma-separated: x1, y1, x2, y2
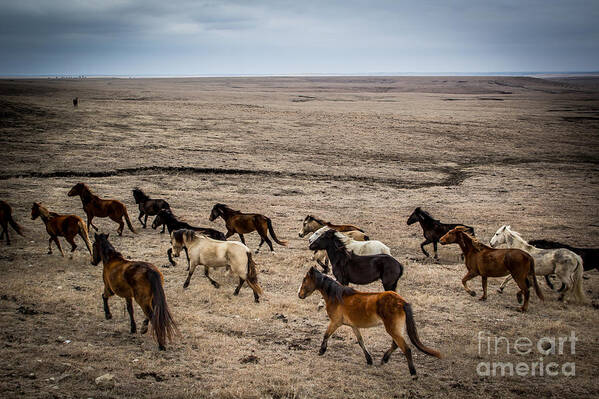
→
(298, 267, 319, 299)
(489, 225, 510, 248)
(151, 209, 170, 229)
(407, 208, 421, 225)
(209, 204, 226, 221)
(68, 182, 86, 197)
(91, 233, 110, 266)
(309, 228, 337, 251)
(31, 202, 42, 220)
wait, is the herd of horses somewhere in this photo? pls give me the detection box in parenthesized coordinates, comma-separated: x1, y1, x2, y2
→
(0, 184, 597, 377)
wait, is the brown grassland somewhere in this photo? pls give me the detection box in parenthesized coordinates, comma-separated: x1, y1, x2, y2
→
(0, 76, 598, 398)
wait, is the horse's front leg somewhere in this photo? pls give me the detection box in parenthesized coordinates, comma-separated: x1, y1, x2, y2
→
(53, 236, 65, 257)
(126, 297, 136, 333)
(138, 211, 145, 228)
(238, 233, 245, 245)
(319, 320, 341, 356)
(184, 247, 190, 271)
(462, 269, 479, 296)
(225, 230, 235, 240)
(420, 239, 431, 257)
(102, 289, 113, 319)
(87, 213, 98, 231)
(183, 263, 198, 288)
(47, 237, 54, 254)
(166, 248, 177, 267)
(351, 326, 373, 365)
(480, 276, 488, 301)
(204, 266, 220, 288)
(432, 241, 439, 261)
(160, 224, 165, 234)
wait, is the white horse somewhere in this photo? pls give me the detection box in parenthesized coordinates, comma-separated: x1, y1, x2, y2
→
(170, 229, 263, 302)
(489, 225, 585, 303)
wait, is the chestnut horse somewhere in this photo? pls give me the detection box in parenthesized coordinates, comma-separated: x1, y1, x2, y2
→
(298, 267, 441, 378)
(91, 233, 177, 350)
(0, 200, 24, 245)
(209, 203, 287, 253)
(31, 202, 92, 258)
(440, 226, 543, 312)
(68, 183, 136, 235)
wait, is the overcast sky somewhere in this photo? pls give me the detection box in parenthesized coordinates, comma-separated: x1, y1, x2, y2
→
(1, 0, 598, 76)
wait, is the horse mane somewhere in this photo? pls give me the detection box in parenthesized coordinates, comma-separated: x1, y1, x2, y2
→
(172, 229, 197, 244)
(333, 230, 353, 246)
(132, 188, 149, 203)
(416, 207, 438, 223)
(307, 215, 326, 226)
(98, 234, 122, 259)
(214, 203, 238, 214)
(310, 267, 356, 303)
(458, 228, 490, 251)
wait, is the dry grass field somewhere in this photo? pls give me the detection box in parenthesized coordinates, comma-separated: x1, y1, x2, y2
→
(0, 76, 598, 398)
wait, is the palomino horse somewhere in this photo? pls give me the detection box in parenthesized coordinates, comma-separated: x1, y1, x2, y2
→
(308, 226, 391, 273)
(0, 200, 24, 245)
(298, 215, 367, 238)
(440, 226, 543, 312)
(490, 226, 585, 303)
(298, 267, 441, 378)
(209, 203, 287, 253)
(529, 239, 598, 273)
(68, 183, 136, 235)
(309, 229, 403, 292)
(31, 202, 92, 258)
(91, 233, 177, 350)
(132, 188, 170, 229)
(170, 229, 263, 303)
(407, 207, 474, 260)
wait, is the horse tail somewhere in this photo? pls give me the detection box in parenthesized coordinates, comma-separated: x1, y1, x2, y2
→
(77, 219, 93, 255)
(8, 214, 24, 236)
(403, 303, 441, 358)
(571, 255, 587, 303)
(528, 258, 544, 301)
(147, 269, 178, 349)
(245, 252, 263, 296)
(123, 206, 137, 233)
(266, 217, 287, 246)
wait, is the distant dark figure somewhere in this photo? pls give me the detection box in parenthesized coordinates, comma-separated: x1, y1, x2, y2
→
(407, 207, 474, 260)
(132, 188, 171, 230)
(0, 200, 24, 245)
(529, 239, 598, 272)
(73, 97, 78, 107)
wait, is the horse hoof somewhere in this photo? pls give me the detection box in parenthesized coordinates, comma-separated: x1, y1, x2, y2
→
(318, 348, 326, 356)
(479, 297, 487, 301)
(158, 345, 166, 351)
(105, 314, 112, 320)
(366, 357, 373, 365)
(411, 374, 418, 381)
(497, 289, 503, 294)
(183, 283, 189, 289)
(469, 291, 476, 297)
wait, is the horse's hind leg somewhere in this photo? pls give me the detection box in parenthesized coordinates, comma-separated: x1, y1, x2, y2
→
(514, 276, 530, 312)
(544, 275, 556, 291)
(497, 275, 512, 293)
(381, 341, 398, 364)
(53, 237, 65, 257)
(66, 236, 77, 253)
(47, 237, 54, 254)
(87, 214, 98, 231)
(1, 222, 8, 245)
(351, 327, 373, 365)
(420, 239, 431, 257)
(383, 318, 417, 377)
(204, 266, 220, 288)
(234, 277, 245, 295)
(126, 297, 136, 333)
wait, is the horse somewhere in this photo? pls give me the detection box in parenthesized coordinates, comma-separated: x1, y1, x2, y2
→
(489, 226, 586, 303)
(132, 188, 170, 230)
(209, 203, 287, 253)
(0, 200, 24, 245)
(309, 229, 403, 292)
(91, 233, 177, 350)
(407, 207, 474, 260)
(529, 239, 598, 272)
(170, 229, 263, 303)
(31, 202, 92, 258)
(68, 183, 136, 235)
(298, 215, 366, 238)
(298, 267, 441, 378)
(439, 226, 543, 312)
(152, 209, 226, 268)
(73, 97, 78, 107)
(308, 226, 391, 273)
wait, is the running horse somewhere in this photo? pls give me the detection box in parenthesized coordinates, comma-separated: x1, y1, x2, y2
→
(31, 202, 92, 258)
(209, 203, 287, 253)
(298, 267, 441, 378)
(0, 200, 24, 245)
(132, 188, 170, 230)
(440, 226, 543, 312)
(91, 233, 178, 350)
(299, 215, 367, 238)
(529, 239, 598, 273)
(68, 183, 136, 235)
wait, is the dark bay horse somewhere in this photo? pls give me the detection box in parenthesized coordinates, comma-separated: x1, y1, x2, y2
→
(68, 183, 136, 235)
(209, 203, 287, 253)
(407, 207, 474, 260)
(530, 239, 598, 272)
(0, 200, 24, 245)
(309, 229, 403, 292)
(152, 209, 226, 268)
(31, 202, 92, 258)
(91, 233, 177, 350)
(298, 267, 441, 378)
(132, 188, 170, 230)
(440, 226, 543, 312)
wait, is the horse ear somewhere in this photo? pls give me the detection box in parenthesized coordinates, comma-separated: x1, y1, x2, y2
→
(106, 233, 110, 239)
(506, 225, 511, 230)
(94, 233, 99, 239)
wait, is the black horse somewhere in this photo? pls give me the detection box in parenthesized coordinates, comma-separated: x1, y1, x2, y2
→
(132, 188, 171, 230)
(407, 207, 474, 260)
(529, 239, 598, 272)
(152, 209, 226, 268)
(309, 229, 403, 292)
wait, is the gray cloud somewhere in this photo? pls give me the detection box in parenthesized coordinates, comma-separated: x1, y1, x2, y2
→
(0, 0, 597, 75)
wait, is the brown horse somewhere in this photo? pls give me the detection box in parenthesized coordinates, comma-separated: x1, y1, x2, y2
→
(298, 267, 441, 378)
(299, 215, 366, 237)
(209, 203, 287, 253)
(439, 226, 543, 312)
(31, 202, 92, 258)
(91, 233, 177, 350)
(0, 200, 24, 245)
(68, 183, 136, 235)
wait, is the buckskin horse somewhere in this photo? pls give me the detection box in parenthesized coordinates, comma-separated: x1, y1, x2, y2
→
(209, 203, 287, 253)
(298, 267, 441, 378)
(68, 183, 136, 235)
(407, 207, 474, 260)
(132, 188, 170, 229)
(31, 202, 92, 258)
(299, 215, 367, 238)
(91, 233, 177, 350)
(440, 226, 543, 312)
(0, 200, 24, 245)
